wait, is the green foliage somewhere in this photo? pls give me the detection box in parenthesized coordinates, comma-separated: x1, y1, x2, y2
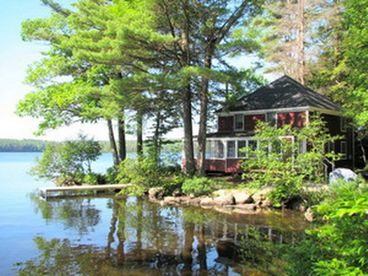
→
(287, 179, 368, 275)
(83, 173, 106, 185)
(161, 174, 186, 196)
(242, 117, 341, 206)
(116, 147, 164, 195)
(342, 0, 368, 127)
(182, 177, 213, 196)
(31, 135, 101, 185)
(104, 166, 118, 184)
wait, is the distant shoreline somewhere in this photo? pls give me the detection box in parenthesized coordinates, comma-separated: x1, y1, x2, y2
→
(0, 139, 182, 153)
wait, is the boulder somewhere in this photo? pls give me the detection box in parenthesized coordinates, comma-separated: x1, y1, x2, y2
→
(163, 196, 178, 205)
(187, 197, 201, 206)
(148, 187, 164, 200)
(213, 195, 235, 206)
(200, 197, 215, 206)
(259, 199, 272, 208)
(232, 191, 253, 204)
(329, 168, 357, 184)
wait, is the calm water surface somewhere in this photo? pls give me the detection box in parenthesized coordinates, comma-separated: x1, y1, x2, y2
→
(0, 153, 308, 275)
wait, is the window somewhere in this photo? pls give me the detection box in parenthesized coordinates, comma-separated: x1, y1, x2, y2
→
(234, 114, 244, 130)
(227, 141, 236, 158)
(206, 140, 224, 159)
(340, 141, 347, 159)
(266, 112, 277, 127)
(238, 140, 247, 158)
(341, 117, 347, 132)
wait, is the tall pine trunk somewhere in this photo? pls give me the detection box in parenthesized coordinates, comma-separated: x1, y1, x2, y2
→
(107, 119, 120, 166)
(152, 111, 161, 165)
(136, 111, 143, 157)
(182, 85, 195, 175)
(118, 111, 126, 162)
(180, 16, 195, 175)
(197, 47, 213, 175)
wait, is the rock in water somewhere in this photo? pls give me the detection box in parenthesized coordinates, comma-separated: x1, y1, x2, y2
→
(329, 168, 357, 184)
(232, 191, 253, 204)
(148, 187, 164, 200)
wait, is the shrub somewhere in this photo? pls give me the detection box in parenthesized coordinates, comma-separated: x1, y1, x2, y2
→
(287, 179, 368, 275)
(116, 157, 162, 188)
(105, 166, 118, 184)
(242, 117, 341, 207)
(182, 177, 213, 196)
(83, 173, 106, 185)
(31, 135, 101, 186)
(161, 174, 186, 195)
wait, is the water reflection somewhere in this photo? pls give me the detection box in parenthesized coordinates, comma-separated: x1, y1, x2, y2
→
(18, 196, 308, 275)
(30, 193, 101, 235)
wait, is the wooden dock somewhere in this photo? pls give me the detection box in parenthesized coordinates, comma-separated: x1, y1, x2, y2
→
(40, 184, 132, 200)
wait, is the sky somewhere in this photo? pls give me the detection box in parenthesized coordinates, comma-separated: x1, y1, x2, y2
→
(0, 1, 275, 142)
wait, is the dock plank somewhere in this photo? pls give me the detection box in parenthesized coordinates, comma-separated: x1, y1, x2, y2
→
(40, 184, 132, 199)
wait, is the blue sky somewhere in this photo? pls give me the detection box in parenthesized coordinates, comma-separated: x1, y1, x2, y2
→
(0, 0, 107, 141)
(0, 1, 275, 141)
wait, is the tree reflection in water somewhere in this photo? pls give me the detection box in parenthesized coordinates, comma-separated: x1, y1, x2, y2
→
(29, 193, 101, 235)
(18, 196, 308, 275)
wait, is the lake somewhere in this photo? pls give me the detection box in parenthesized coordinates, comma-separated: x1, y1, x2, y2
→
(0, 152, 308, 275)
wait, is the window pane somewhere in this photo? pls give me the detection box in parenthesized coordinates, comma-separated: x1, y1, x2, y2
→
(215, 141, 224, 158)
(227, 141, 236, 158)
(206, 140, 213, 158)
(266, 112, 277, 127)
(238, 140, 247, 158)
(235, 114, 244, 130)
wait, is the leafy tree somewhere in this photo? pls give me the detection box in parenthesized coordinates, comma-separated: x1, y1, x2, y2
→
(242, 117, 341, 206)
(342, 0, 368, 127)
(31, 135, 101, 185)
(18, 2, 132, 166)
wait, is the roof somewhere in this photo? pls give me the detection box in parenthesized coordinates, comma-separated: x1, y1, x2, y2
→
(219, 75, 341, 113)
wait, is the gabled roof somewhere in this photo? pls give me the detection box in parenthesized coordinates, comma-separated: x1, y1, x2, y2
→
(220, 75, 340, 113)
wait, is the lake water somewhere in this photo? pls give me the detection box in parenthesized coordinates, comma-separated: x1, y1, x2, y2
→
(0, 152, 308, 275)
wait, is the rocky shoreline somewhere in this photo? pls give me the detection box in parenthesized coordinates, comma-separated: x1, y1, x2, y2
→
(147, 186, 324, 221)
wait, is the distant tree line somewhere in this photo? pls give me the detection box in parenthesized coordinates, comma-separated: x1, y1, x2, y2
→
(0, 139, 182, 153)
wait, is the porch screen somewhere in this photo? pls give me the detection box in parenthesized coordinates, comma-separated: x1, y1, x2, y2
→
(206, 140, 224, 159)
(227, 141, 236, 158)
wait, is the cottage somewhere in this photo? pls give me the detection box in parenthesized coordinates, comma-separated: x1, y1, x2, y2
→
(196, 75, 354, 173)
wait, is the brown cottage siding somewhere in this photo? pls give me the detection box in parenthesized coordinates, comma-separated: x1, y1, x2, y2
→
(244, 114, 265, 132)
(205, 159, 226, 172)
(218, 116, 234, 132)
(277, 112, 305, 128)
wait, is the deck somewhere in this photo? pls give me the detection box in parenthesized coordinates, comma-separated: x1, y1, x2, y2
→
(40, 184, 132, 200)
